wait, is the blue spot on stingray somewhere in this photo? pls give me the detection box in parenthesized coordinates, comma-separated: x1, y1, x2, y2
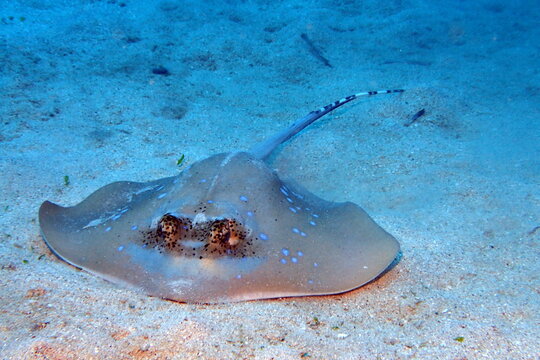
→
(312, 214, 319, 218)
(286, 197, 293, 203)
(259, 233, 268, 241)
(131, 225, 138, 231)
(300, 231, 307, 237)
(281, 248, 290, 256)
(280, 258, 287, 264)
(291, 257, 298, 263)
(289, 207, 297, 213)
(207, 200, 214, 204)
(309, 220, 317, 226)
(313, 262, 319, 267)
(297, 251, 304, 257)
(157, 193, 167, 199)
(105, 226, 112, 232)
(308, 279, 314, 284)
(280, 186, 289, 196)
(199, 178, 207, 183)
(112, 214, 122, 221)
(247, 211, 254, 217)
(292, 228, 300, 234)
(236, 274, 242, 279)
(117, 245, 124, 252)
(239, 195, 248, 202)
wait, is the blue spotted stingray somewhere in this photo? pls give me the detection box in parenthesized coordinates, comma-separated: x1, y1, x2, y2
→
(39, 90, 402, 303)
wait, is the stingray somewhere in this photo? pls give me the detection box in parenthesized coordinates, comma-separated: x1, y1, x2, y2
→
(39, 89, 402, 303)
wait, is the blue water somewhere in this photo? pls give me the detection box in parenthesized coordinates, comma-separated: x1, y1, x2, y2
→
(1, 0, 539, 358)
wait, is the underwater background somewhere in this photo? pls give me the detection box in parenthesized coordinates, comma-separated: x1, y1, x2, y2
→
(1, 0, 539, 358)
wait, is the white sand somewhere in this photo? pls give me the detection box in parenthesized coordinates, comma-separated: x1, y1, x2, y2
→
(1, 0, 538, 359)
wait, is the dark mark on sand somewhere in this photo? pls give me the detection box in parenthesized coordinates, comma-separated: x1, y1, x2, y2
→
(300, 33, 332, 68)
(405, 108, 426, 127)
(152, 66, 170, 76)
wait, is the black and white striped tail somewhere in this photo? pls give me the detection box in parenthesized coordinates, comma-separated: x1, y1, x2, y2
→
(312, 89, 404, 117)
(249, 89, 404, 160)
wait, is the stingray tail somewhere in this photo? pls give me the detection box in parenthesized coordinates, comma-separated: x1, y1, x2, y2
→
(249, 89, 404, 160)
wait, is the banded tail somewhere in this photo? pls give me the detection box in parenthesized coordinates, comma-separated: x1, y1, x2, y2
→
(249, 89, 404, 160)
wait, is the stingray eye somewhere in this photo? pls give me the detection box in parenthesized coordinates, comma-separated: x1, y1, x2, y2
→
(209, 219, 242, 247)
(157, 214, 189, 248)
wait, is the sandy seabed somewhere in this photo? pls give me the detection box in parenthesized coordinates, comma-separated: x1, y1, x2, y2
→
(1, 0, 539, 359)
